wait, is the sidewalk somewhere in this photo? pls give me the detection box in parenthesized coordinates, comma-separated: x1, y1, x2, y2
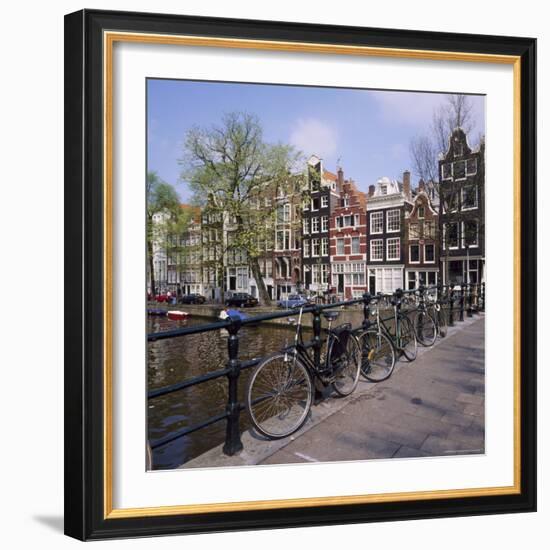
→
(182, 314, 485, 469)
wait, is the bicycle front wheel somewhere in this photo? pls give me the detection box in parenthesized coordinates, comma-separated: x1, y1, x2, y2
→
(414, 310, 437, 347)
(329, 333, 361, 397)
(246, 353, 313, 439)
(399, 314, 418, 361)
(358, 329, 396, 382)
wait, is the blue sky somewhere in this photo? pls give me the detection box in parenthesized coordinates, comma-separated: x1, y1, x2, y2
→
(147, 79, 485, 202)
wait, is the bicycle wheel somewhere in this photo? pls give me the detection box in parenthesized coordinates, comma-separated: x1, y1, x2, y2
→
(329, 332, 361, 397)
(246, 353, 313, 439)
(437, 306, 448, 338)
(398, 314, 418, 361)
(414, 310, 437, 347)
(358, 329, 396, 382)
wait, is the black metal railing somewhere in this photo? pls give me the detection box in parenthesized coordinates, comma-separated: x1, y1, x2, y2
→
(147, 282, 485, 464)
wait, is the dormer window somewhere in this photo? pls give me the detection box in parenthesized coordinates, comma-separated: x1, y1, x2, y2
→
(454, 144, 464, 157)
(380, 185, 387, 195)
(418, 206, 425, 219)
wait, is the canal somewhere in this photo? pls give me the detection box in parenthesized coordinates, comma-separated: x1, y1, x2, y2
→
(147, 313, 300, 470)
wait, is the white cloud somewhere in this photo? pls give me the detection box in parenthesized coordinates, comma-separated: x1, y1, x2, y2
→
(373, 91, 446, 126)
(289, 118, 338, 158)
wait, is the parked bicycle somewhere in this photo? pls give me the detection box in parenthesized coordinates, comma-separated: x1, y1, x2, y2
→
(246, 305, 361, 439)
(408, 286, 438, 347)
(356, 289, 417, 383)
(426, 286, 448, 338)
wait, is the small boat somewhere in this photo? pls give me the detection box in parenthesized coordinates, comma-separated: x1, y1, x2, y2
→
(167, 310, 189, 321)
(147, 308, 167, 316)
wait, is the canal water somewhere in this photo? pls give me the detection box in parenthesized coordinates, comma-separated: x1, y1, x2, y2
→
(147, 314, 300, 470)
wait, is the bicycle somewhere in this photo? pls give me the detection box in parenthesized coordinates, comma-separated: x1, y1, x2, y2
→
(246, 305, 361, 439)
(426, 287, 448, 338)
(408, 286, 438, 347)
(356, 289, 417, 383)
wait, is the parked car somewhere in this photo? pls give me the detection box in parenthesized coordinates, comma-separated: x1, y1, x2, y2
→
(277, 294, 309, 309)
(179, 293, 206, 304)
(154, 293, 169, 303)
(225, 292, 259, 307)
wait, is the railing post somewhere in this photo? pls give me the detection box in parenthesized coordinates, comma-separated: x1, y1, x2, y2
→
(466, 284, 473, 317)
(362, 292, 371, 330)
(448, 286, 455, 326)
(480, 282, 485, 312)
(313, 305, 322, 368)
(223, 316, 243, 456)
(459, 283, 466, 322)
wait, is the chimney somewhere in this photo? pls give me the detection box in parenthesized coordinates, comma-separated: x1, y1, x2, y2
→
(337, 166, 344, 188)
(368, 184, 375, 197)
(418, 178, 425, 191)
(403, 170, 411, 199)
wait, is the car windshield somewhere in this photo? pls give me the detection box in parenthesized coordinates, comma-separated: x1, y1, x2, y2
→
(287, 295, 300, 300)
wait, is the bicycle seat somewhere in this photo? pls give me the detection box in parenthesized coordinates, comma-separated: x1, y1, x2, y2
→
(322, 311, 340, 321)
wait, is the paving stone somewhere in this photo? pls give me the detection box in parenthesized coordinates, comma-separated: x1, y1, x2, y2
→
(440, 411, 474, 428)
(456, 393, 484, 405)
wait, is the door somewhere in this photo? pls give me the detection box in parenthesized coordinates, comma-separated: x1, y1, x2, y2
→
(338, 274, 344, 294)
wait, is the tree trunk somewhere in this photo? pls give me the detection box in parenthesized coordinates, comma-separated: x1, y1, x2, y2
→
(249, 257, 271, 306)
(147, 239, 156, 297)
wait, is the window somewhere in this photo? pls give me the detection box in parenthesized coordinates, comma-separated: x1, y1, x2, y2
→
(380, 185, 387, 195)
(425, 244, 435, 263)
(466, 158, 478, 176)
(424, 221, 435, 239)
(342, 214, 354, 227)
(321, 264, 329, 284)
(342, 195, 349, 207)
(311, 197, 320, 211)
(303, 199, 309, 211)
(351, 236, 360, 254)
(321, 238, 329, 256)
(283, 203, 290, 221)
(311, 217, 319, 233)
(454, 160, 466, 179)
(336, 217, 342, 229)
(441, 163, 452, 180)
(463, 220, 479, 247)
(312, 238, 320, 257)
(462, 184, 478, 210)
(468, 259, 479, 283)
(321, 195, 328, 208)
(370, 239, 383, 261)
(427, 271, 437, 285)
(410, 244, 420, 263)
(336, 238, 345, 255)
(409, 222, 420, 239)
(303, 218, 309, 234)
(276, 230, 290, 250)
(303, 240, 310, 257)
(387, 209, 400, 232)
(387, 237, 401, 260)
(418, 206, 425, 219)
(321, 215, 328, 232)
(445, 191, 459, 212)
(444, 222, 459, 249)
(354, 214, 360, 227)
(454, 143, 464, 157)
(370, 211, 383, 234)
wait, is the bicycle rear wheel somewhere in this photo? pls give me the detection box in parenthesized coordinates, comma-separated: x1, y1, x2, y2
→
(329, 332, 361, 397)
(398, 314, 418, 361)
(246, 353, 313, 439)
(414, 310, 437, 347)
(358, 329, 396, 382)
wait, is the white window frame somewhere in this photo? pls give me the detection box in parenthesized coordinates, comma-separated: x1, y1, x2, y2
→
(311, 216, 319, 233)
(351, 236, 360, 254)
(462, 220, 479, 248)
(321, 237, 329, 256)
(453, 159, 467, 181)
(424, 243, 435, 264)
(409, 222, 419, 240)
(321, 215, 328, 232)
(386, 237, 401, 260)
(444, 222, 460, 250)
(466, 157, 478, 176)
(441, 163, 452, 181)
(312, 238, 320, 257)
(418, 206, 425, 219)
(386, 209, 401, 233)
(303, 239, 310, 257)
(461, 184, 478, 211)
(409, 244, 420, 264)
(370, 211, 383, 234)
(336, 238, 345, 256)
(303, 218, 309, 234)
(370, 239, 383, 261)
(321, 195, 329, 208)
